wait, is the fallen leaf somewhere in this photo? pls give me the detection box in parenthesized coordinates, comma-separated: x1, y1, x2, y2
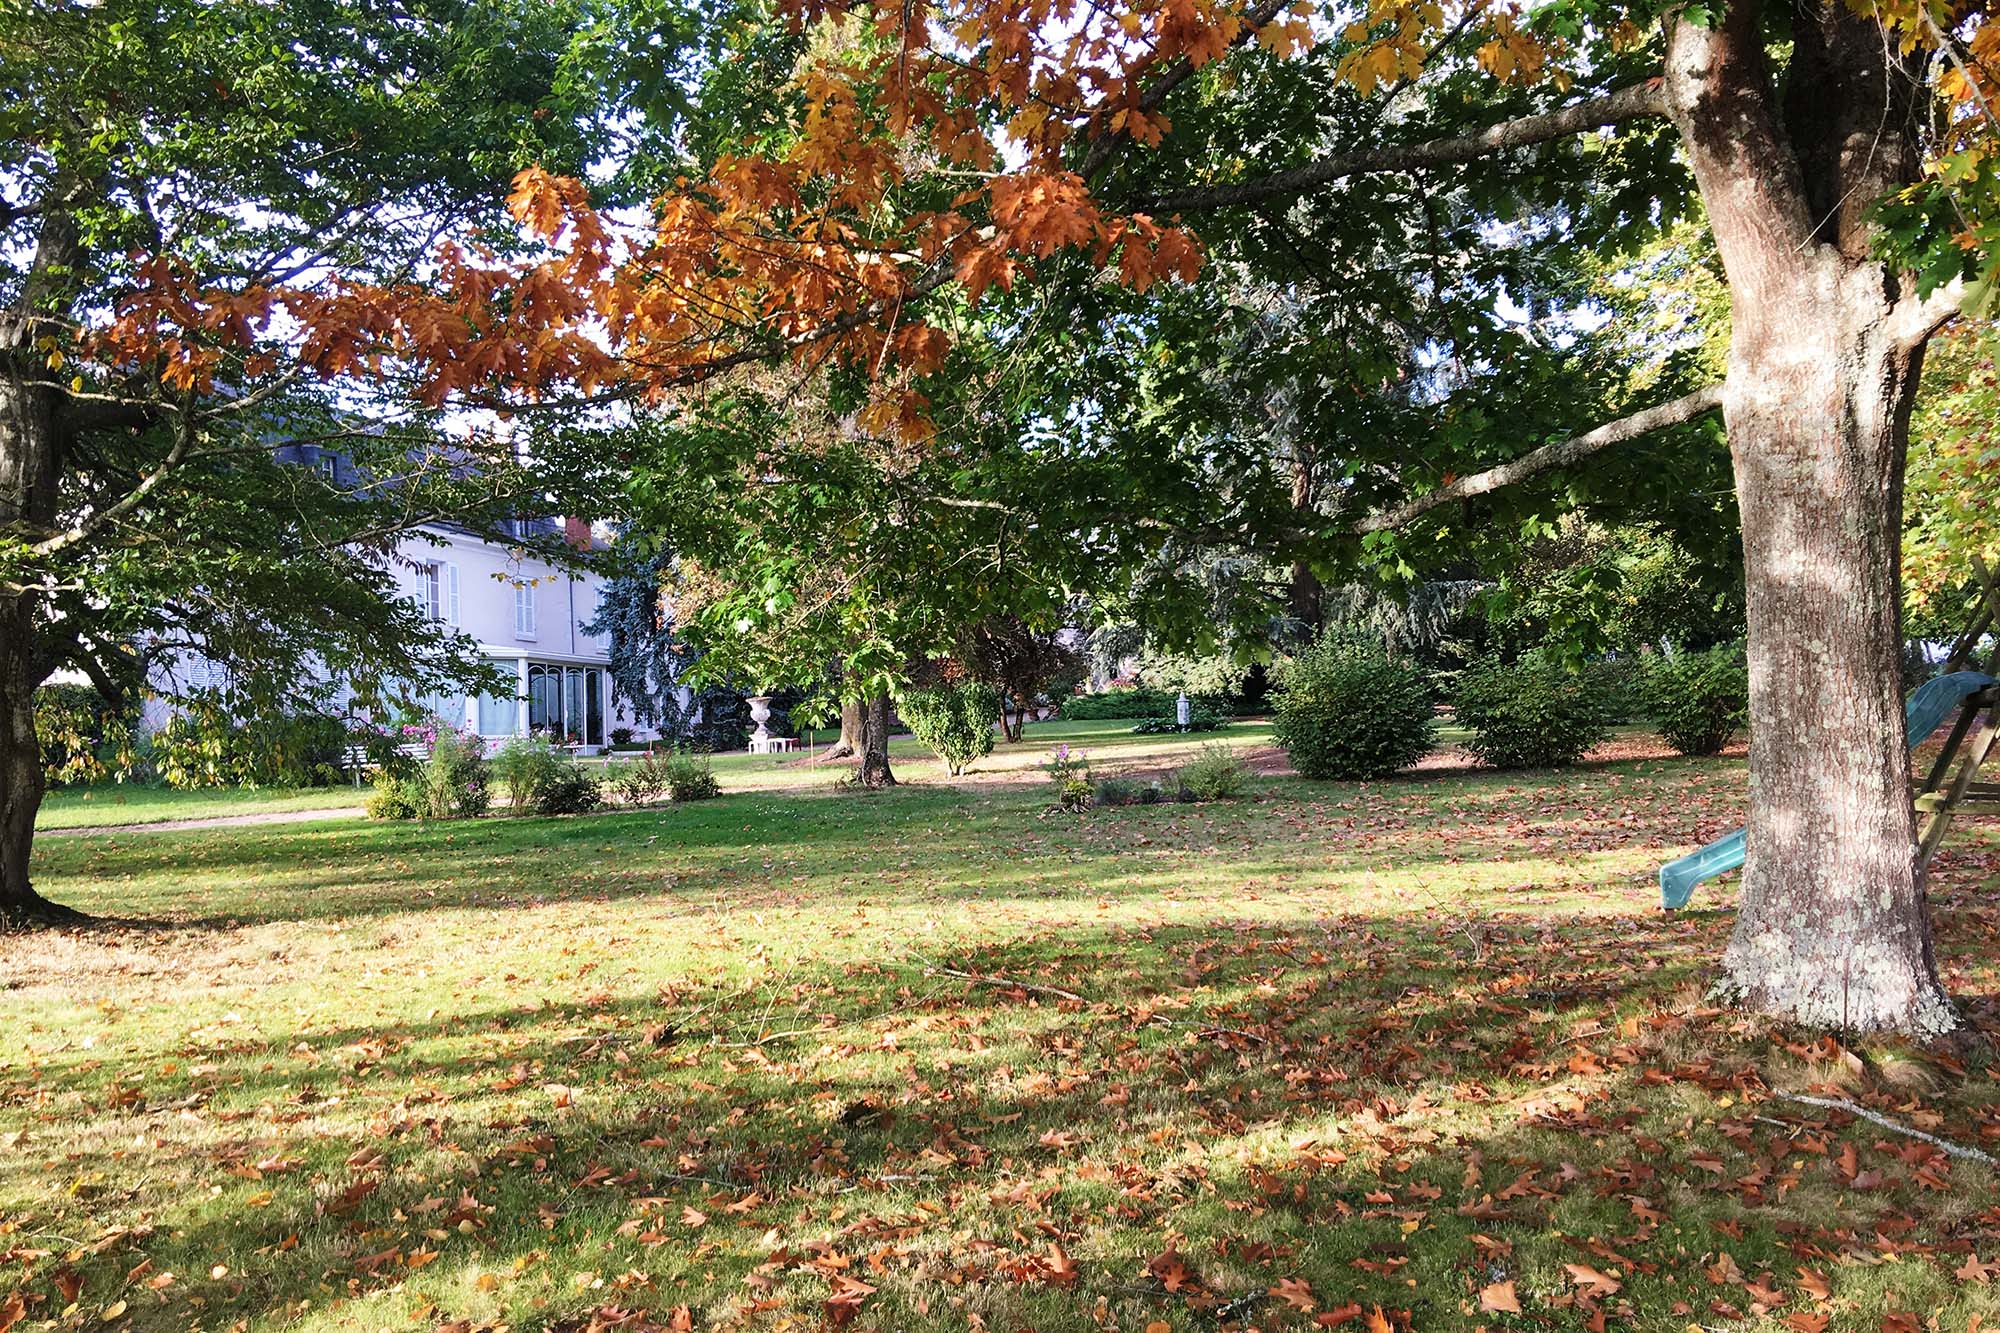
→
(1479, 1278, 1522, 1313)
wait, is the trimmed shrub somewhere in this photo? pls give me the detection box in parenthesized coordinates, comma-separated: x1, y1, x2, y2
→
(365, 781, 423, 820)
(1058, 688, 1174, 721)
(1454, 658, 1609, 769)
(1643, 645, 1750, 756)
(664, 752, 720, 802)
(370, 727, 489, 819)
(492, 736, 566, 813)
(1177, 743, 1249, 801)
(1130, 708, 1230, 734)
(901, 681, 1001, 775)
(1271, 638, 1435, 779)
(534, 763, 602, 815)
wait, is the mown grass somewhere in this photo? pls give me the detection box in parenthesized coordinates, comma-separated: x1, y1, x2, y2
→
(4, 719, 1998, 1332)
(34, 718, 1282, 829)
(34, 785, 373, 831)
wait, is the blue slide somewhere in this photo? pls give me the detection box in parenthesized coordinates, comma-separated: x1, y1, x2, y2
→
(1659, 670, 1997, 909)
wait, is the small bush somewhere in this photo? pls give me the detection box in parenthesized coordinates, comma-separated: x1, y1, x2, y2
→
(369, 727, 489, 819)
(365, 780, 422, 820)
(610, 726, 635, 747)
(664, 752, 720, 802)
(1177, 743, 1248, 801)
(1454, 658, 1609, 769)
(492, 736, 566, 813)
(1129, 708, 1231, 735)
(1095, 776, 1173, 806)
(901, 681, 1000, 775)
(606, 754, 671, 805)
(1271, 637, 1435, 779)
(1643, 645, 1750, 756)
(36, 683, 142, 786)
(534, 764, 602, 815)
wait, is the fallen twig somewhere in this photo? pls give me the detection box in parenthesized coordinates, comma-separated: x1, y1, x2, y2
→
(922, 964, 1087, 1004)
(1147, 1014, 1270, 1044)
(1778, 1093, 1997, 1166)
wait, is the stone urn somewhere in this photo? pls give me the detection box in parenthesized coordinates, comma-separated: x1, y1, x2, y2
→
(746, 695, 775, 751)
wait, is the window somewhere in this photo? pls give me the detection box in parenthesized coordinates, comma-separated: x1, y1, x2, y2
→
(315, 455, 339, 485)
(515, 581, 538, 639)
(422, 563, 461, 625)
(476, 691, 519, 736)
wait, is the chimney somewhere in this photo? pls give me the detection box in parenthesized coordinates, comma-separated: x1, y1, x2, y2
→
(563, 516, 591, 550)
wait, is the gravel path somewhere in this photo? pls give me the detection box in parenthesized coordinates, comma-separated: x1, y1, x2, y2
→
(40, 806, 368, 838)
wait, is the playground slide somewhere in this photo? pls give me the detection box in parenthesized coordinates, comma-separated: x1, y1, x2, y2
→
(1658, 670, 1998, 910)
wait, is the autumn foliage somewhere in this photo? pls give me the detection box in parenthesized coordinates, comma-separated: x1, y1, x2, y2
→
(85, 0, 2000, 451)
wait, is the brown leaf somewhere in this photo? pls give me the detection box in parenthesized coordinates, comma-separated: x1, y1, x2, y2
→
(1564, 1263, 1622, 1298)
(1478, 1279, 1522, 1313)
(1273, 1276, 1316, 1312)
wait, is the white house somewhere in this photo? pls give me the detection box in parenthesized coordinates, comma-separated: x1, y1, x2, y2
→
(139, 442, 663, 756)
(390, 516, 653, 754)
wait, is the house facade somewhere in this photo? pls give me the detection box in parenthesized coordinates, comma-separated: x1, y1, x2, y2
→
(134, 443, 667, 755)
(391, 518, 656, 754)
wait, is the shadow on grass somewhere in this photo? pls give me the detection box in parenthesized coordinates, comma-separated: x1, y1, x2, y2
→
(6, 901, 1999, 1331)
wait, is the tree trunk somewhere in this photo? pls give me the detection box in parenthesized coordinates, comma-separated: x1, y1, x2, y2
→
(0, 602, 72, 927)
(0, 333, 78, 926)
(1001, 701, 1024, 743)
(1288, 440, 1322, 633)
(1716, 273, 1951, 1034)
(854, 692, 895, 788)
(824, 697, 864, 760)
(1664, 3, 1954, 1034)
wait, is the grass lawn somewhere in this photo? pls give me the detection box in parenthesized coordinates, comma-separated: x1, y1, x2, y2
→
(4, 718, 1999, 1332)
(34, 785, 372, 831)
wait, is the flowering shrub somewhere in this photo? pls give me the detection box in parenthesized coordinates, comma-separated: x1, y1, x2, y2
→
(368, 723, 489, 819)
(1044, 743, 1092, 811)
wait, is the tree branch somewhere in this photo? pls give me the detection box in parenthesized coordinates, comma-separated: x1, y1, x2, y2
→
(1351, 384, 1724, 533)
(1896, 275, 1966, 346)
(1077, 0, 1292, 181)
(1134, 81, 1667, 214)
(28, 414, 193, 558)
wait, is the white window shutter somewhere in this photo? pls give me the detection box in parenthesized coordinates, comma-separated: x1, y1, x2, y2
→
(516, 582, 536, 637)
(447, 563, 461, 626)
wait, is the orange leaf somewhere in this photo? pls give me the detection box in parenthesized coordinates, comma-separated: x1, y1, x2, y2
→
(1479, 1279, 1522, 1313)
